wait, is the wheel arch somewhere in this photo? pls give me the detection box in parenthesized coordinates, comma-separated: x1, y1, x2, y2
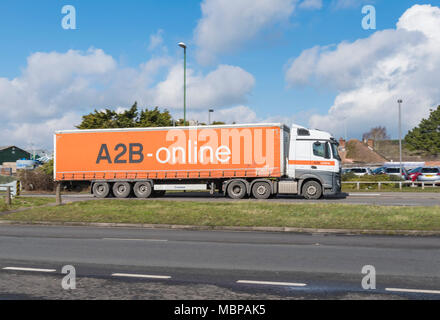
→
(298, 175, 323, 194)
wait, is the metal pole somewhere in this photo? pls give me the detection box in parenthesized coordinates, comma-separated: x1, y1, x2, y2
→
(208, 109, 214, 125)
(183, 47, 187, 125)
(398, 100, 403, 176)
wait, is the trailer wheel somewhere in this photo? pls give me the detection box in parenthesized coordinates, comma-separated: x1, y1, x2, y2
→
(252, 182, 271, 199)
(112, 182, 131, 198)
(302, 181, 322, 200)
(227, 181, 247, 199)
(133, 181, 153, 198)
(93, 182, 110, 198)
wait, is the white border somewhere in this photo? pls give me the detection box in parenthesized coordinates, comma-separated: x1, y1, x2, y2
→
(55, 123, 287, 134)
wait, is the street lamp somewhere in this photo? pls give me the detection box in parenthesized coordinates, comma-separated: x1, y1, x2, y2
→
(398, 99, 403, 176)
(208, 109, 214, 125)
(178, 42, 187, 125)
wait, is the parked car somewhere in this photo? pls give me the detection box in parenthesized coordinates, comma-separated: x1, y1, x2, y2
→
(383, 167, 409, 180)
(372, 167, 386, 175)
(408, 167, 423, 182)
(348, 167, 372, 176)
(409, 167, 440, 182)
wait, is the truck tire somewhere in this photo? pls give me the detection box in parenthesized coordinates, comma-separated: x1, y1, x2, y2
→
(252, 182, 271, 199)
(112, 182, 131, 198)
(133, 181, 153, 198)
(227, 181, 247, 199)
(93, 182, 110, 198)
(302, 181, 322, 200)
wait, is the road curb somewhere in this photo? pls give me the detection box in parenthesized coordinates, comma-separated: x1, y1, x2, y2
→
(0, 220, 439, 236)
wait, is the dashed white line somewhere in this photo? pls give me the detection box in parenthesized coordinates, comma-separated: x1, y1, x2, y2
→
(103, 238, 168, 242)
(237, 280, 307, 287)
(386, 288, 440, 295)
(3, 267, 56, 273)
(112, 273, 171, 279)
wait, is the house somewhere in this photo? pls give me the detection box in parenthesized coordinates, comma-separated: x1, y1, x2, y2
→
(0, 146, 31, 165)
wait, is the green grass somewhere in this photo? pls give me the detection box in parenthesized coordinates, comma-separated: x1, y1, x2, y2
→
(0, 175, 16, 184)
(0, 197, 55, 212)
(2, 199, 440, 231)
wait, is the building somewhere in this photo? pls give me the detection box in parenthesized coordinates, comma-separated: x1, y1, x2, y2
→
(0, 146, 31, 165)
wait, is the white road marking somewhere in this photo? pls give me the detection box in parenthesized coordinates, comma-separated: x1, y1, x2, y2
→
(103, 238, 168, 242)
(386, 288, 440, 295)
(112, 273, 171, 279)
(237, 280, 306, 287)
(3, 267, 56, 273)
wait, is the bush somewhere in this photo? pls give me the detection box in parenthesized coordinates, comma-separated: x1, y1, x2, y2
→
(342, 174, 403, 182)
(18, 166, 54, 191)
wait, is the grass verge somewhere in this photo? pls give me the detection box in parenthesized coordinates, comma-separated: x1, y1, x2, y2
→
(1, 199, 440, 231)
(0, 197, 55, 212)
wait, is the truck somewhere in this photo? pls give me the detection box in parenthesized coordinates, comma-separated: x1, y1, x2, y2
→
(54, 123, 342, 200)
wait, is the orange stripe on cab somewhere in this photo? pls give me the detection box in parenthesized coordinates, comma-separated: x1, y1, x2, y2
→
(289, 160, 335, 166)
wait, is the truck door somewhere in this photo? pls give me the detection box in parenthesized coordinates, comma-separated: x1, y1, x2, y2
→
(310, 141, 335, 189)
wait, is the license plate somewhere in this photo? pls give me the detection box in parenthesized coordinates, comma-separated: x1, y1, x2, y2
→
(426, 175, 434, 177)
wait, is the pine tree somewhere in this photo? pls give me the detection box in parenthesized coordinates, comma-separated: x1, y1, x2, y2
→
(404, 106, 440, 155)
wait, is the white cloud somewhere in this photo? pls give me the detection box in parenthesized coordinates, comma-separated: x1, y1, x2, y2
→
(0, 49, 255, 149)
(285, 4, 440, 139)
(148, 29, 165, 51)
(194, 0, 298, 64)
(152, 64, 255, 110)
(299, 0, 323, 10)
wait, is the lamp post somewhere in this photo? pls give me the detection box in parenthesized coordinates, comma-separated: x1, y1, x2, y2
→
(398, 99, 403, 176)
(178, 42, 187, 125)
(208, 109, 214, 125)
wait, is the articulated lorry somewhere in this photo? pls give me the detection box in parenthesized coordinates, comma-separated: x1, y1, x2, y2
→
(54, 123, 341, 200)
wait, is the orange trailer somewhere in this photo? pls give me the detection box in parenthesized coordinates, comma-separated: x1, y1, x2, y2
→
(55, 124, 290, 199)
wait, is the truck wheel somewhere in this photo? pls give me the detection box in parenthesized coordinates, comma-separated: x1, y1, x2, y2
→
(93, 182, 110, 198)
(112, 182, 131, 198)
(133, 182, 153, 198)
(252, 182, 271, 199)
(227, 181, 247, 199)
(302, 181, 322, 200)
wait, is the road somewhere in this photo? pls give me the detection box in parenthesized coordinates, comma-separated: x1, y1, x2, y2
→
(0, 225, 439, 299)
(23, 191, 440, 206)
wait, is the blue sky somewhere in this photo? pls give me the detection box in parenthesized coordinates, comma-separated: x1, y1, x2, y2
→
(1, 0, 439, 149)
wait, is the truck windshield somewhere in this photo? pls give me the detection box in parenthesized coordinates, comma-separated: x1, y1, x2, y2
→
(331, 143, 341, 160)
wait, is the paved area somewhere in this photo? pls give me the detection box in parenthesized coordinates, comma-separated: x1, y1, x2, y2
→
(0, 225, 438, 299)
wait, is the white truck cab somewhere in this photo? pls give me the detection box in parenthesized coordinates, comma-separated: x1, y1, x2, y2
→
(286, 125, 342, 199)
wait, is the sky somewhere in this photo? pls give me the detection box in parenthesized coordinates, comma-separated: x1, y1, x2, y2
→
(0, 0, 439, 150)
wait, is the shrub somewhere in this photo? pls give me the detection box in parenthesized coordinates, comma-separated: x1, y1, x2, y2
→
(18, 166, 54, 191)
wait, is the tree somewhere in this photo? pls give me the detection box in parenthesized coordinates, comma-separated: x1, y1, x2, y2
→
(362, 126, 390, 141)
(405, 106, 440, 155)
(76, 102, 173, 129)
(138, 107, 173, 127)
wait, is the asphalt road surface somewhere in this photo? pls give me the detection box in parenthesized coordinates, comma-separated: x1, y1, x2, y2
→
(0, 225, 439, 299)
(24, 191, 440, 206)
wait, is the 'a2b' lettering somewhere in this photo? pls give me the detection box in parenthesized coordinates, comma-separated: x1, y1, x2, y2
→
(96, 143, 144, 164)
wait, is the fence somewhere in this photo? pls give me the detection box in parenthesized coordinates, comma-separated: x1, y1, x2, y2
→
(342, 181, 440, 190)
